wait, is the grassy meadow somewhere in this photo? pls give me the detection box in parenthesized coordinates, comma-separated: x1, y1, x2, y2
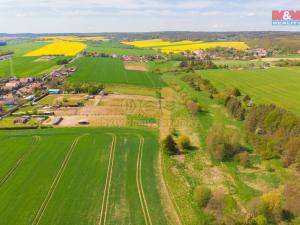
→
(0, 127, 169, 225)
(68, 57, 166, 88)
(160, 71, 287, 225)
(0, 41, 48, 57)
(200, 67, 300, 115)
(0, 56, 61, 77)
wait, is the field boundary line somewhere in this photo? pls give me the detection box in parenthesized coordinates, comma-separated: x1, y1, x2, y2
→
(0, 136, 41, 188)
(145, 72, 155, 88)
(122, 62, 130, 83)
(136, 135, 149, 225)
(31, 134, 88, 225)
(161, 151, 185, 225)
(136, 134, 152, 225)
(98, 133, 116, 225)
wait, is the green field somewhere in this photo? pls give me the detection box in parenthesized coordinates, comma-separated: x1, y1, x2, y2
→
(272, 54, 300, 58)
(86, 42, 157, 56)
(0, 41, 48, 57)
(0, 127, 169, 225)
(200, 67, 300, 115)
(213, 60, 266, 68)
(68, 57, 166, 88)
(0, 56, 60, 77)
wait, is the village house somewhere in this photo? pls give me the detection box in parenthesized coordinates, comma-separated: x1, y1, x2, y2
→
(247, 48, 269, 57)
(15, 81, 44, 97)
(4, 80, 21, 90)
(122, 55, 143, 62)
(0, 54, 11, 61)
(19, 77, 34, 85)
(193, 50, 210, 59)
(50, 67, 76, 78)
(0, 94, 18, 106)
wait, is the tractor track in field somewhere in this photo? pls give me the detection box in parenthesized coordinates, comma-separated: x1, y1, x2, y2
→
(98, 133, 117, 225)
(0, 136, 41, 188)
(136, 135, 152, 225)
(31, 134, 88, 225)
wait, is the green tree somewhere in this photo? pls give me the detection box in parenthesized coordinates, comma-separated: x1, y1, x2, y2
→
(255, 215, 268, 225)
(177, 135, 191, 150)
(193, 185, 212, 208)
(282, 137, 300, 167)
(162, 135, 179, 155)
(206, 126, 225, 161)
(88, 86, 98, 95)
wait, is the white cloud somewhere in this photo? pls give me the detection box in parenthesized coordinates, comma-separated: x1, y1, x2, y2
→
(0, 0, 299, 32)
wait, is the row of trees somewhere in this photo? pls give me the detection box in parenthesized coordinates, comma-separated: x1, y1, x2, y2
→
(59, 82, 104, 95)
(172, 83, 202, 116)
(56, 58, 71, 65)
(182, 74, 218, 97)
(179, 59, 220, 70)
(224, 95, 246, 120)
(275, 60, 300, 67)
(245, 104, 300, 168)
(161, 134, 191, 155)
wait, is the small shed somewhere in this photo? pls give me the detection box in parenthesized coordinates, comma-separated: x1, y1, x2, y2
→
(26, 95, 35, 101)
(52, 116, 63, 125)
(14, 117, 29, 124)
(78, 120, 89, 125)
(48, 89, 60, 95)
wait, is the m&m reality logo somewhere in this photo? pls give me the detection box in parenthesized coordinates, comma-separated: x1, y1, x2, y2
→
(272, 10, 300, 26)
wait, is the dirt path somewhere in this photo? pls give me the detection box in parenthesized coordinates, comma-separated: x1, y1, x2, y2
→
(98, 134, 117, 225)
(136, 135, 152, 225)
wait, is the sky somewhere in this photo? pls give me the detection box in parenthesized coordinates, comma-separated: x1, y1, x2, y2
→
(1, 0, 300, 33)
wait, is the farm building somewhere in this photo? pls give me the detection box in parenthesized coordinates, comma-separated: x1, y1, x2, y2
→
(14, 117, 29, 124)
(48, 89, 60, 94)
(52, 116, 63, 125)
(25, 95, 35, 101)
(78, 119, 89, 125)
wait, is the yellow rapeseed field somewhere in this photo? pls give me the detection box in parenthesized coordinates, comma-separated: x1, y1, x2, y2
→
(122, 39, 201, 48)
(38, 36, 109, 42)
(156, 42, 249, 53)
(25, 41, 86, 56)
(123, 39, 249, 53)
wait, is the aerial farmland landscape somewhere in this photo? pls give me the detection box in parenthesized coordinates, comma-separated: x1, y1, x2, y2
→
(1, 1, 300, 225)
